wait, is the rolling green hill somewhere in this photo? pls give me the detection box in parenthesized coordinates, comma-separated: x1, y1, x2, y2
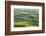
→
(14, 9, 39, 27)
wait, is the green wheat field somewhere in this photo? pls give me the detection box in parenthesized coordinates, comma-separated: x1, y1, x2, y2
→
(14, 8, 39, 27)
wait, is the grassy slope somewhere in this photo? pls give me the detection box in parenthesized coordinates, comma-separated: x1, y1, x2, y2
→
(14, 21, 33, 27)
